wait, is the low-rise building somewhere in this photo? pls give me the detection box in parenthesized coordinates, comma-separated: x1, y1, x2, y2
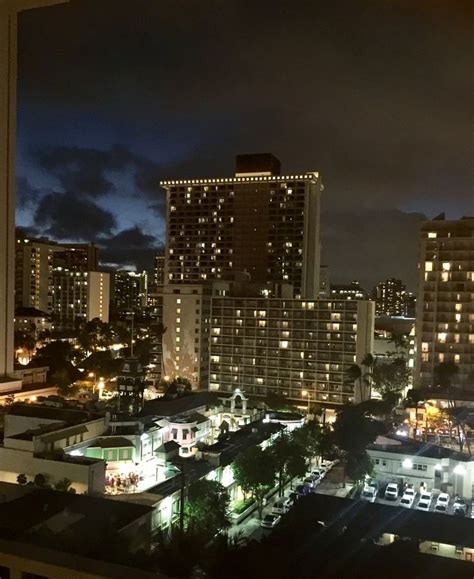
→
(367, 435, 474, 499)
(0, 482, 160, 578)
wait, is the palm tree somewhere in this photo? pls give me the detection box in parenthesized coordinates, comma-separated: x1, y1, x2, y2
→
(361, 354, 376, 399)
(434, 361, 469, 454)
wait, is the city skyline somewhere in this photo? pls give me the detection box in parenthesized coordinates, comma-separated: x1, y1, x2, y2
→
(14, 0, 472, 290)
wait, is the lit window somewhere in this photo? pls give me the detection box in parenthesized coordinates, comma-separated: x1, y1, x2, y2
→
(442, 262, 451, 271)
(421, 342, 429, 352)
(438, 353, 445, 362)
(455, 313, 461, 323)
(279, 340, 289, 349)
(428, 232, 437, 238)
(454, 354, 460, 363)
(438, 332, 447, 343)
(425, 262, 433, 272)
(455, 304, 462, 311)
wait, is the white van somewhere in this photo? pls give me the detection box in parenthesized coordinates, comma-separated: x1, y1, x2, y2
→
(272, 497, 291, 515)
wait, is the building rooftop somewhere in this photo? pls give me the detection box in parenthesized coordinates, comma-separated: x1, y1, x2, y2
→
(290, 493, 474, 549)
(141, 392, 221, 418)
(15, 307, 50, 318)
(0, 538, 162, 579)
(91, 436, 135, 449)
(368, 434, 474, 462)
(7, 403, 102, 424)
(0, 487, 152, 539)
(160, 172, 319, 187)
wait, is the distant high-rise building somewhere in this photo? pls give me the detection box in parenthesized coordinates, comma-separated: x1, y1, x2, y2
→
(415, 215, 474, 390)
(319, 265, 330, 297)
(15, 230, 58, 313)
(330, 280, 367, 301)
(161, 154, 323, 299)
(54, 243, 98, 271)
(112, 271, 147, 314)
(52, 269, 110, 331)
(154, 254, 165, 287)
(405, 292, 416, 318)
(374, 277, 407, 317)
(161, 284, 212, 388)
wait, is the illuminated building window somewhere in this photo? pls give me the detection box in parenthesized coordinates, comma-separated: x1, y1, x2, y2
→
(279, 340, 289, 349)
(438, 353, 445, 362)
(428, 232, 437, 238)
(421, 342, 429, 352)
(441, 272, 449, 281)
(442, 262, 451, 271)
(455, 354, 460, 363)
(455, 313, 461, 322)
(438, 333, 447, 343)
(455, 304, 462, 311)
(425, 262, 433, 272)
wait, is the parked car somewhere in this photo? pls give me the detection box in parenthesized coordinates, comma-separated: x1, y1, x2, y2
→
(453, 497, 468, 517)
(361, 486, 377, 503)
(434, 492, 450, 514)
(403, 486, 416, 500)
(416, 492, 433, 512)
(272, 497, 291, 515)
(295, 484, 309, 497)
(304, 477, 317, 489)
(436, 492, 450, 508)
(384, 483, 399, 501)
(261, 514, 281, 529)
(289, 492, 299, 504)
(312, 469, 324, 481)
(400, 492, 415, 509)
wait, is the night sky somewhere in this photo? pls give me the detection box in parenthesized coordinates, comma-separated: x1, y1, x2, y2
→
(16, 0, 473, 291)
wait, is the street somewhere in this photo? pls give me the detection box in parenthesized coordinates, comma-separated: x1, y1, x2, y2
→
(230, 462, 351, 542)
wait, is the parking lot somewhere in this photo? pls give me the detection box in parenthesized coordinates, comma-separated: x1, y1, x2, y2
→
(376, 493, 471, 515)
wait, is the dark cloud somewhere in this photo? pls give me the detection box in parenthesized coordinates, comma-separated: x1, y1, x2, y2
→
(33, 144, 166, 204)
(16, 176, 42, 209)
(34, 192, 116, 240)
(99, 226, 162, 270)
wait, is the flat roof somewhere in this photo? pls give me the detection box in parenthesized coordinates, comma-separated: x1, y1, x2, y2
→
(160, 173, 319, 186)
(0, 538, 163, 579)
(289, 494, 474, 548)
(141, 392, 221, 418)
(0, 488, 152, 538)
(368, 435, 473, 462)
(7, 403, 102, 424)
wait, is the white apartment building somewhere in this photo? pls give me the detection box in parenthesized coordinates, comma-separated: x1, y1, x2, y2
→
(52, 268, 110, 330)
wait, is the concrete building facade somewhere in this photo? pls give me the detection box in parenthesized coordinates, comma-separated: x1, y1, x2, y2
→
(52, 269, 110, 331)
(15, 232, 58, 313)
(161, 155, 323, 300)
(415, 215, 474, 390)
(209, 296, 375, 405)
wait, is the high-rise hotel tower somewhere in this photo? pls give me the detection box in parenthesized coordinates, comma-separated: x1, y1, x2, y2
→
(161, 154, 322, 300)
(415, 215, 474, 390)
